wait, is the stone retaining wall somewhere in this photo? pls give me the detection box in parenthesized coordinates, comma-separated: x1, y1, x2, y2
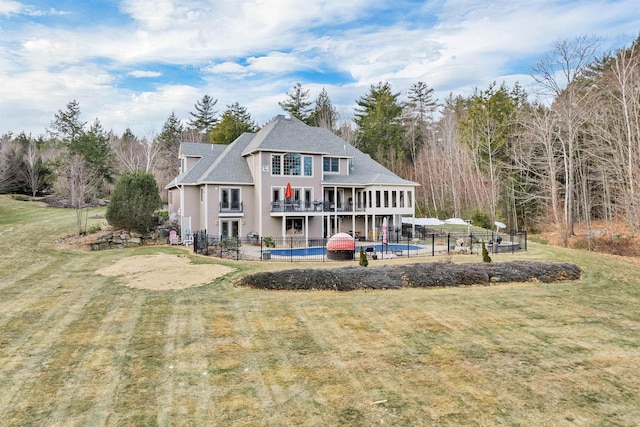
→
(91, 230, 170, 250)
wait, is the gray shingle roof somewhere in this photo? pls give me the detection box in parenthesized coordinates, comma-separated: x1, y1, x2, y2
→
(168, 115, 417, 188)
(200, 133, 255, 184)
(165, 142, 226, 188)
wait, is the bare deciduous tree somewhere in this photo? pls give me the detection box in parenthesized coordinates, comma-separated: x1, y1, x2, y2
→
(112, 130, 160, 174)
(531, 36, 601, 243)
(55, 154, 98, 235)
(22, 139, 44, 197)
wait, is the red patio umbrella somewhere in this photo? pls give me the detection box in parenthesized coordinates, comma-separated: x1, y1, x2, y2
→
(285, 182, 293, 199)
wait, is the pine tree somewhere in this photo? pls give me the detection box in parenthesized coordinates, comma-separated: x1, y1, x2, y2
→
(310, 87, 339, 131)
(354, 82, 404, 171)
(404, 81, 438, 164)
(208, 102, 257, 145)
(156, 112, 184, 177)
(188, 95, 218, 134)
(71, 119, 115, 186)
(49, 100, 86, 145)
(278, 83, 312, 123)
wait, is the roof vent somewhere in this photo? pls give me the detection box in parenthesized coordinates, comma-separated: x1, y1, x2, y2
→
(284, 114, 291, 120)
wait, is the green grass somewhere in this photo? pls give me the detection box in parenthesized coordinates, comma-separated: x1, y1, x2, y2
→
(1, 194, 639, 426)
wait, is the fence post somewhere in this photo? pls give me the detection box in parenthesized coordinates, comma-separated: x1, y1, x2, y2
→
(431, 233, 435, 256)
(447, 233, 451, 254)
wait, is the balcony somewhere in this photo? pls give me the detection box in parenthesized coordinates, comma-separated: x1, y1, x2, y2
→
(270, 201, 365, 213)
(271, 200, 316, 213)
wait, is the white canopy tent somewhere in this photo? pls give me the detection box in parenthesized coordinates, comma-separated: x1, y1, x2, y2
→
(401, 217, 446, 226)
(444, 217, 468, 226)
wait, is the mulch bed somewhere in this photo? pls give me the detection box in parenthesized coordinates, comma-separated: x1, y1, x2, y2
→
(239, 261, 582, 291)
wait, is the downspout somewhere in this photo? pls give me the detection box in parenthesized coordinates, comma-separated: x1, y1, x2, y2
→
(258, 153, 263, 239)
(351, 186, 356, 236)
(204, 183, 209, 233)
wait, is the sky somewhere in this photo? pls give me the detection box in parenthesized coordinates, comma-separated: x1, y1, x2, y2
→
(1, 0, 639, 138)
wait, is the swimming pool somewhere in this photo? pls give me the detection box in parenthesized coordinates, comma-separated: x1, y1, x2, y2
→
(268, 243, 421, 257)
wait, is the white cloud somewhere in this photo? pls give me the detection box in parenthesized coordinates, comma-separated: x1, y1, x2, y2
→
(203, 61, 246, 74)
(1, 0, 640, 136)
(128, 70, 162, 78)
(0, 1, 69, 17)
(0, 0, 21, 15)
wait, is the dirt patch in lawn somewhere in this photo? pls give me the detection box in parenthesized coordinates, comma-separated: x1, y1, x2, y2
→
(97, 253, 234, 291)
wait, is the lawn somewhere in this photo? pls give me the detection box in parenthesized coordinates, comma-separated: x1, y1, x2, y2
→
(0, 194, 639, 426)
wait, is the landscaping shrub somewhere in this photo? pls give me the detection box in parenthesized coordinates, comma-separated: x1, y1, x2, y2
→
(482, 241, 492, 263)
(87, 223, 102, 234)
(106, 171, 161, 233)
(470, 210, 492, 230)
(154, 209, 169, 221)
(240, 261, 582, 291)
(358, 246, 368, 267)
(263, 236, 275, 248)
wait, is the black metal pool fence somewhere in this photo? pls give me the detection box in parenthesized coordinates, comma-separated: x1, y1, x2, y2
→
(190, 230, 527, 262)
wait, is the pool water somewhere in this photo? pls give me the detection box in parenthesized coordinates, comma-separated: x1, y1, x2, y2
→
(268, 244, 421, 257)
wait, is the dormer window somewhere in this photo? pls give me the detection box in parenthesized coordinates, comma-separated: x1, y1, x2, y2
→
(323, 157, 339, 173)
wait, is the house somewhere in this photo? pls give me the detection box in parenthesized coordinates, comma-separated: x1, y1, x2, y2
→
(165, 115, 418, 243)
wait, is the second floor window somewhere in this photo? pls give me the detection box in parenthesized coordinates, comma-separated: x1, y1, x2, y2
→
(221, 188, 240, 210)
(271, 153, 312, 176)
(284, 153, 301, 175)
(271, 155, 281, 175)
(323, 157, 339, 173)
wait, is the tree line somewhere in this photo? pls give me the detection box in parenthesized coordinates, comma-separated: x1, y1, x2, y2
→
(1, 35, 639, 243)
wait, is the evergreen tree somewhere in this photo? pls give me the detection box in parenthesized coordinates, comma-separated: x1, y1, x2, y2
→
(310, 87, 339, 131)
(106, 170, 162, 233)
(208, 102, 258, 145)
(157, 112, 184, 152)
(156, 112, 184, 177)
(407, 81, 437, 122)
(358, 245, 369, 267)
(482, 241, 492, 262)
(353, 82, 404, 171)
(0, 134, 23, 193)
(48, 102, 115, 198)
(71, 119, 115, 186)
(278, 83, 312, 123)
(404, 81, 438, 164)
(188, 94, 218, 134)
(49, 100, 86, 145)
(458, 82, 524, 222)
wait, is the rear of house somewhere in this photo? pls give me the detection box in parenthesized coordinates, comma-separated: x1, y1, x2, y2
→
(166, 115, 418, 243)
